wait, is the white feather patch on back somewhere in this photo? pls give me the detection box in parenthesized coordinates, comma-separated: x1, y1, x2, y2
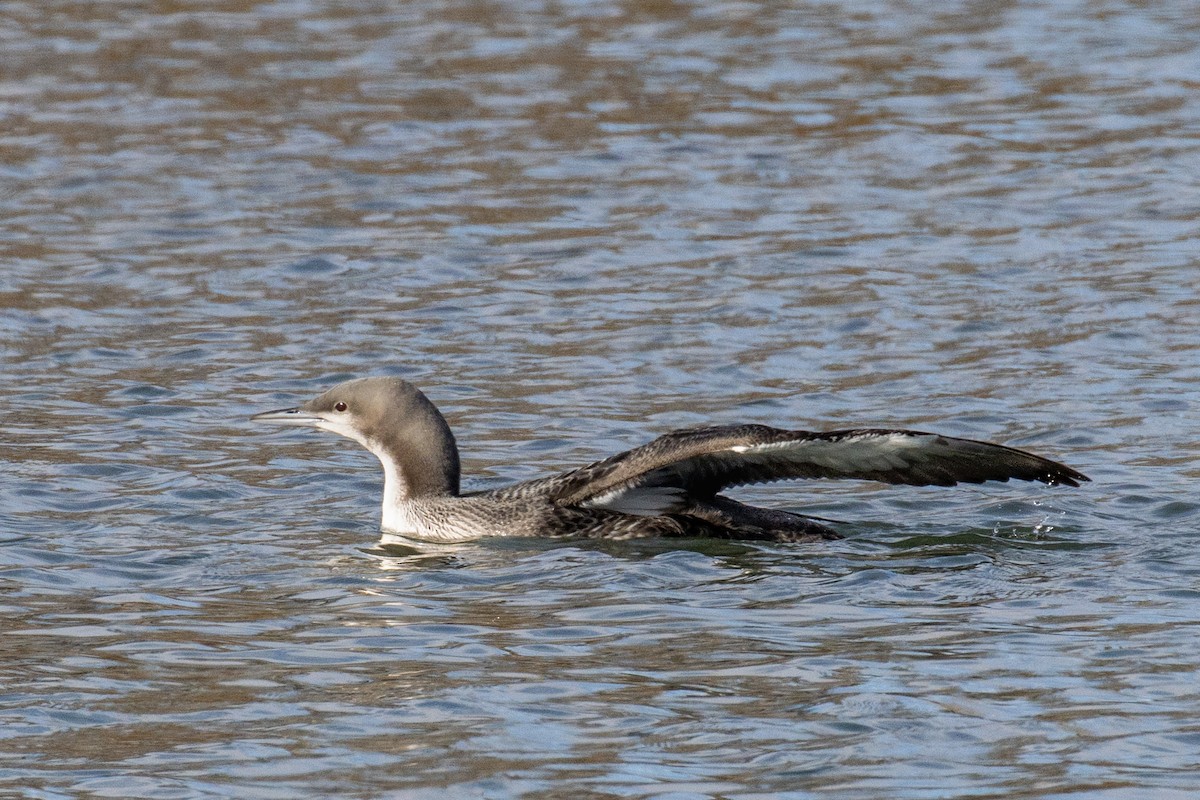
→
(582, 484, 689, 516)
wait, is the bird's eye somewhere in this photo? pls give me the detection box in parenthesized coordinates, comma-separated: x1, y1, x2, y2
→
(334, 402, 347, 412)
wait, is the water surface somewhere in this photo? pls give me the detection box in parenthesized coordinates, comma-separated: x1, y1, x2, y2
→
(3, 1, 1199, 797)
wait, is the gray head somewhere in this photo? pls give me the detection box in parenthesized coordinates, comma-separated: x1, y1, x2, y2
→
(253, 376, 461, 498)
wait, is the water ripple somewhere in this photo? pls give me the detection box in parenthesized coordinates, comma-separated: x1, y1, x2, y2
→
(3, 0, 1199, 797)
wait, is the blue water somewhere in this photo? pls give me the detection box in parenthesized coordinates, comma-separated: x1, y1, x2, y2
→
(2, 1, 1199, 797)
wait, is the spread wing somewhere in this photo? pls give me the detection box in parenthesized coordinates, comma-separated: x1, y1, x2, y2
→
(524, 425, 1087, 516)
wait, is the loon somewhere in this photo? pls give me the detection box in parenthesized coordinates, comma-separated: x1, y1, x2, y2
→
(252, 376, 1088, 543)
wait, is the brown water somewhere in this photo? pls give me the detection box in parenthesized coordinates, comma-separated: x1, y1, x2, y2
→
(3, 1, 1200, 797)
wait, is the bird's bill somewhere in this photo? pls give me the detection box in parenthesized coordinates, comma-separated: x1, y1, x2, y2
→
(250, 407, 326, 426)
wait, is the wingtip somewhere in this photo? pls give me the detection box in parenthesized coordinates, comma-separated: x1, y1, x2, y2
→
(1045, 468, 1090, 488)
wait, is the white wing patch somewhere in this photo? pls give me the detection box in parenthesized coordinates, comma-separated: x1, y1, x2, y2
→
(582, 484, 689, 516)
(727, 432, 931, 473)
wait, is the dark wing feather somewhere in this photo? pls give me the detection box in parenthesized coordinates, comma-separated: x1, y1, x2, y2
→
(531, 425, 1087, 512)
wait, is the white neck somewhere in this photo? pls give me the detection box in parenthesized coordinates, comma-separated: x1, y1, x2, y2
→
(379, 455, 421, 534)
(324, 422, 421, 535)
